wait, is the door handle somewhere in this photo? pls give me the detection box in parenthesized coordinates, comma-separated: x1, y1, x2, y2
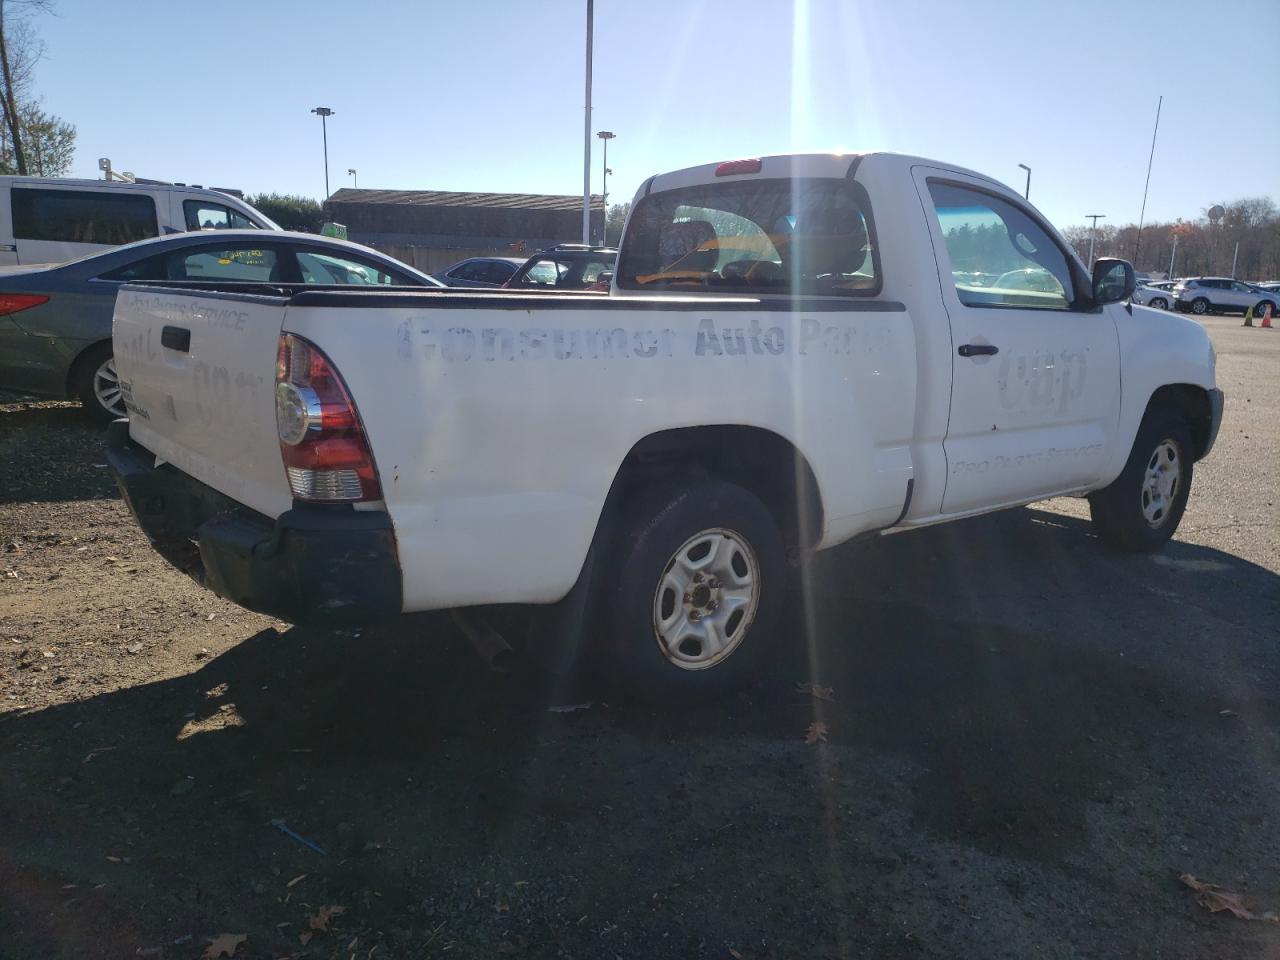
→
(161, 325, 191, 353)
(958, 343, 998, 357)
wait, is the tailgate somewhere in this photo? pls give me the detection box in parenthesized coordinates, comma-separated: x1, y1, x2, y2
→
(111, 285, 293, 519)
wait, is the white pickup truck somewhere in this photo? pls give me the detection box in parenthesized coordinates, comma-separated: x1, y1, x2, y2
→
(107, 152, 1222, 701)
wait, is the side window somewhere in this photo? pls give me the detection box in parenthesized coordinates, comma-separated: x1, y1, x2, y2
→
(928, 181, 1074, 310)
(100, 254, 168, 282)
(175, 246, 279, 281)
(486, 261, 517, 284)
(296, 250, 401, 285)
(518, 259, 561, 286)
(451, 262, 482, 281)
(1231, 281, 1252, 293)
(183, 200, 260, 231)
(12, 188, 158, 245)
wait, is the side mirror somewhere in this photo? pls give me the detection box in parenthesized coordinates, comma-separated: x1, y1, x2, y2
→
(1092, 257, 1135, 305)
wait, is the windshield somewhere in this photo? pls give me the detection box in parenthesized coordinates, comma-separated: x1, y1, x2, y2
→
(617, 178, 878, 296)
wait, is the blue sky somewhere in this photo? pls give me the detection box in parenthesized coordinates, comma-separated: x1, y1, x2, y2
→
(36, 0, 1280, 231)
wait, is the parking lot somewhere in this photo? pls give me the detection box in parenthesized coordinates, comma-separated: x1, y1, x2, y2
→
(1, 313, 1277, 959)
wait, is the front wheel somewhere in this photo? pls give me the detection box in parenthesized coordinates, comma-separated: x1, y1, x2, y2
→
(1088, 410, 1193, 551)
(73, 343, 126, 423)
(602, 479, 785, 703)
(1150, 297, 1168, 310)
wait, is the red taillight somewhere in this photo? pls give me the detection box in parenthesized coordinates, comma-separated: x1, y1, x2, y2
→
(0, 293, 49, 316)
(275, 333, 381, 503)
(715, 158, 763, 177)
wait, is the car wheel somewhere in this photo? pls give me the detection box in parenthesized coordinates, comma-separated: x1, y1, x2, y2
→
(602, 479, 785, 703)
(1150, 297, 1168, 310)
(73, 343, 126, 423)
(1088, 409, 1193, 552)
(1190, 298, 1209, 315)
(1258, 300, 1276, 318)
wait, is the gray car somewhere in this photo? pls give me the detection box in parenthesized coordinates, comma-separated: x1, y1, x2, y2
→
(0, 229, 440, 420)
(435, 256, 526, 288)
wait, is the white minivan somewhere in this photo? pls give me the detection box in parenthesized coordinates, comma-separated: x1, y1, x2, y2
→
(0, 177, 279, 266)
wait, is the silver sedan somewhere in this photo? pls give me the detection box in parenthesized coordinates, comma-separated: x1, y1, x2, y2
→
(0, 230, 439, 420)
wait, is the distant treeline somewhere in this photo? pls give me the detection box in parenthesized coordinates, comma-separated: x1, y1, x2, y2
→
(1062, 197, 1279, 281)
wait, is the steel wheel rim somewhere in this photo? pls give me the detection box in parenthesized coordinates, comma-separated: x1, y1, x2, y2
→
(1141, 439, 1181, 528)
(93, 357, 126, 417)
(1192, 300, 1207, 314)
(652, 527, 760, 671)
(1153, 298, 1166, 310)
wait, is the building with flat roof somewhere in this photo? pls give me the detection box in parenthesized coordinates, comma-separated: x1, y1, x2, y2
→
(322, 188, 606, 273)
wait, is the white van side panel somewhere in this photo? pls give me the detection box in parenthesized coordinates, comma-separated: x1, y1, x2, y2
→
(283, 301, 917, 611)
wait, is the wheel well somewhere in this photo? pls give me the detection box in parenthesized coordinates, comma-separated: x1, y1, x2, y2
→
(602, 426, 825, 550)
(1146, 384, 1212, 459)
(65, 339, 111, 399)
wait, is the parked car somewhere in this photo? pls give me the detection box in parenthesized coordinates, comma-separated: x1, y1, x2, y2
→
(0, 229, 440, 420)
(1172, 277, 1278, 316)
(504, 244, 617, 290)
(107, 151, 1221, 702)
(435, 256, 525, 288)
(1133, 279, 1177, 310)
(0, 177, 278, 266)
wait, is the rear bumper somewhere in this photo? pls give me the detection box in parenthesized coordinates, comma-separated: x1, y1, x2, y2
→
(105, 421, 402, 624)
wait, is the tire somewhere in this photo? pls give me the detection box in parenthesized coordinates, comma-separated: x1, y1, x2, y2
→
(601, 478, 786, 703)
(1257, 300, 1276, 318)
(1150, 297, 1168, 310)
(1088, 409, 1194, 552)
(1190, 298, 1209, 315)
(72, 343, 126, 423)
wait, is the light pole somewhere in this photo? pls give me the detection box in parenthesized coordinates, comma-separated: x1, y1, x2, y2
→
(1017, 163, 1031, 200)
(311, 106, 334, 198)
(597, 131, 615, 238)
(1168, 233, 1178, 280)
(347, 168, 357, 188)
(581, 0, 594, 244)
(1086, 213, 1106, 267)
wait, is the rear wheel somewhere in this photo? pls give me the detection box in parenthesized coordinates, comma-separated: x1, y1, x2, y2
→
(1088, 409, 1193, 551)
(1190, 298, 1209, 315)
(602, 479, 785, 703)
(73, 343, 125, 423)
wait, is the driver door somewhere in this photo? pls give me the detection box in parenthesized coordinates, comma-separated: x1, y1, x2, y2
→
(913, 167, 1121, 514)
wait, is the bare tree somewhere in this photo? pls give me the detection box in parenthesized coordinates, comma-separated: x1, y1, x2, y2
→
(0, 0, 53, 176)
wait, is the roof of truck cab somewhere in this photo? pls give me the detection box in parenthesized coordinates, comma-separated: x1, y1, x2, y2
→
(642, 151, 1010, 197)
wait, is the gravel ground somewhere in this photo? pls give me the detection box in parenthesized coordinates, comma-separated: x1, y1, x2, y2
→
(1, 314, 1277, 960)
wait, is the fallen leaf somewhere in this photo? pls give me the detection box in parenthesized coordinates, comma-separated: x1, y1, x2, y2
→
(804, 721, 829, 745)
(729, 950, 744, 959)
(202, 932, 247, 959)
(298, 931, 314, 946)
(1219, 709, 1239, 718)
(286, 873, 307, 888)
(309, 904, 346, 931)
(795, 682, 835, 702)
(1179, 873, 1260, 921)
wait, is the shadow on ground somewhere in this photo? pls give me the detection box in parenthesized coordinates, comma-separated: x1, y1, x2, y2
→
(2, 508, 1278, 958)
(0, 399, 116, 504)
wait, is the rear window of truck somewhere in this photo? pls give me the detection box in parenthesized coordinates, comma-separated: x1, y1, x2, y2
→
(12, 187, 158, 245)
(616, 178, 879, 297)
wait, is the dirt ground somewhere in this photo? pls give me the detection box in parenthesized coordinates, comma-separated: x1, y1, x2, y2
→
(2, 314, 1278, 960)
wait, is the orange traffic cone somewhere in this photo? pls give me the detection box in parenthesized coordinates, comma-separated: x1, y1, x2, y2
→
(1243, 305, 1254, 327)
(1263, 303, 1273, 329)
